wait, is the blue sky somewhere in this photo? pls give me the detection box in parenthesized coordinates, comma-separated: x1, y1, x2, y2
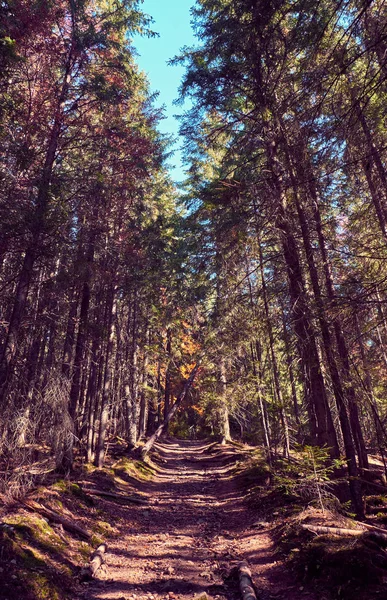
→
(134, 0, 196, 183)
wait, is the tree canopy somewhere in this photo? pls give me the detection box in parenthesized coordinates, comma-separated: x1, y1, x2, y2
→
(1, 0, 387, 519)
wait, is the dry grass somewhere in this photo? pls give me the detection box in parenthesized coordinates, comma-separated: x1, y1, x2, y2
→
(0, 373, 72, 500)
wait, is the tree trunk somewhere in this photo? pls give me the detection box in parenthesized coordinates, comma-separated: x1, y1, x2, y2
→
(95, 289, 117, 468)
(281, 304, 300, 425)
(0, 40, 76, 401)
(164, 327, 172, 422)
(258, 240, 289, 458)
(265, 136, 338, 453)
(219, 359, 231, 443)
(305, 166, 368, 475)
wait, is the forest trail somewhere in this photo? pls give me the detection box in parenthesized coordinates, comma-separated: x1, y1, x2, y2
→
(84, 440, 318, 600)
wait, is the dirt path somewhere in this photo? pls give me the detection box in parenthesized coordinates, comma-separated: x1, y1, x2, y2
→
(83, 440, 318, 600)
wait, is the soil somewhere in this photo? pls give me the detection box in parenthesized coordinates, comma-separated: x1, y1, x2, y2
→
(80, 440, 320, 600)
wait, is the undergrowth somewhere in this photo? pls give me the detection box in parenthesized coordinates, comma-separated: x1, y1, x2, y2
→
(0, 452, 154, 599)
(239, 446, 387, 599)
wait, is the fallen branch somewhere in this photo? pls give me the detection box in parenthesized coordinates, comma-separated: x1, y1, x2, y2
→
(90, 543, 107, 576)
(358, 478, 387, 493)
(301, 523, 387, 541)
(141, 363, 200, 458)
(82, 488, 148, 505)
(80, 543, 107, 580)
(21, 499, 90, 539)
(301, 524, 364, 537)
(361, 522, 387, 536)
(238, 561, 257, 600)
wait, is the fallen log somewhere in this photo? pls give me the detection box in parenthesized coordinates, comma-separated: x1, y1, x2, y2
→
(238, 561, 257, 600)
(80, 543, 107, 580)
(301, 523, 387, 541)
(90, 543, 107, 576)
(82, 488, 148, 505)
(301, 524, 364, 537)
(21, 499, 90, 540)
(141, 363, 200, 458)
(361, 522, 387, 536)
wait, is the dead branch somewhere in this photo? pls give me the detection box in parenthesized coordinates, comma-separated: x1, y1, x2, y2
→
(238, 561, 257, 600)
(141, 363, 200, 458)
(82, 488, 148, 505)
(361, 521, 387, 536)
(301, 523, 387, 542)
(301, 524, 364, 537)
(359, 478, 387, 493)
(21, 499, 90, 539)
(80, 543, 107, 580)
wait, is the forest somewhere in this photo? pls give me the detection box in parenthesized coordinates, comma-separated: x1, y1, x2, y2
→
(2, 1, 387, 599)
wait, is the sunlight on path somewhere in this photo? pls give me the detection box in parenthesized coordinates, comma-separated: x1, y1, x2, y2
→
(82, 440, 317, 600)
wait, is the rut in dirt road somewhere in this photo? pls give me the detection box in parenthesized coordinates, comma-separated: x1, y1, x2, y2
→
(84, 440, 318, 600)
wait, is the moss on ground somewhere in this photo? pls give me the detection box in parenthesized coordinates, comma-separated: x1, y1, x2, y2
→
(0, 525, 72, 600)
(113, 456, 156, 481)
(0, 444, 159, 600)
(4, 513, 66, 553)
(92, 519, 116, 536)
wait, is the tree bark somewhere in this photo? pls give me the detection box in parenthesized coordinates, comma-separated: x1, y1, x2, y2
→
(258, 240, 289, 457)
(219, 359, 231, 444)
(266, 135, 338, 453)
(0, 38, 76, 401)
(95, 289, 117, 468)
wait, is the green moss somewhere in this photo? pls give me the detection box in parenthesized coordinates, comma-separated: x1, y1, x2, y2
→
(78, 541, 91, 560)
(2, 530, 45, 569)
(82, 463, 97, 474)
(91, 533, 104, 547)
(113, 456, 155, 481)
(93, 519, 115, 536)
(27, 572, 62, 600)
(5, 513, 66, 555)
(52, 479, 69, 492)
(135, 460, 155, 478)
(0, 528, 69, 600)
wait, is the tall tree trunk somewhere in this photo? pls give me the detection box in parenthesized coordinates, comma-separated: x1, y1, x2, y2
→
(265, 137, 338, 453)
(95, 289, 117, 468)
(305, 162, 369, 473)
(258, 241, 290, 457)
(68, 247, 94, 423)
(219, 359, 231, 443)
(287, 127, 366, 516)
(0, 40, 76, 400)
(138, 338, 149, 441)
(280, 305, 300, 425)
(164, 327, 172, 421)
(125, 292, 139, 447)
(85, 337, 100, 463)
(251, 342, 272, 463)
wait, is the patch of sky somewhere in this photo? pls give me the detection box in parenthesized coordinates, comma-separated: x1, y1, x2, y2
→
(133, 0, 197, 184)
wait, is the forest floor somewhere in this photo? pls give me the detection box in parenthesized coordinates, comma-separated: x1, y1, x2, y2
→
(2, 439, 387, 600)
(81, 439, 319, 600)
